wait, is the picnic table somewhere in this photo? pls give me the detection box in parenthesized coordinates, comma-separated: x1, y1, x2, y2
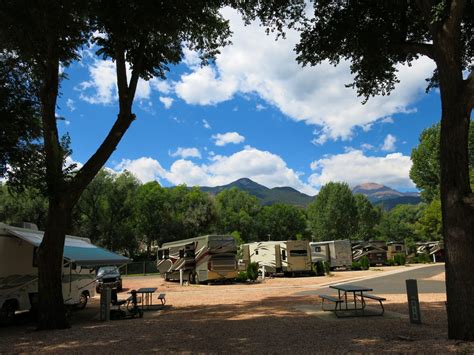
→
(133, 287, 166, 310)
(319, 284, 386, 317)
(135, 287, 157, 309)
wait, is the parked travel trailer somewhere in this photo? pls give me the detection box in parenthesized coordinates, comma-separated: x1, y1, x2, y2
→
(310, 240, 352, 269)
(241, 240, 312, 276)
(157, 235, 238, 284)
(352, 240, 387, 266)
(0, 223, 130, 323)
(416, 241, 445, 262)
(387, 241, 407, 259)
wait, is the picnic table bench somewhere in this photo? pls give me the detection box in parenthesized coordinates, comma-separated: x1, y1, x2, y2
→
(157, 293, 166, 305)
(319, 284, 386, 317)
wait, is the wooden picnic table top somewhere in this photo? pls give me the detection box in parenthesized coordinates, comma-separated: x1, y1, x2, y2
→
(329, 284, 373, 293)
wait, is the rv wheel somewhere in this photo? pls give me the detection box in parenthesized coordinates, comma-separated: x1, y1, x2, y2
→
(76, 292, 88, 310)
(0, 301, 16, 324)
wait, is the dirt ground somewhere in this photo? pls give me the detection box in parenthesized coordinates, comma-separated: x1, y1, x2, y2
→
(0, 265, 472, 353)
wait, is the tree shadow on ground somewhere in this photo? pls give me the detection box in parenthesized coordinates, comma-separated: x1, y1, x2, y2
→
(0, 297, 472, 353)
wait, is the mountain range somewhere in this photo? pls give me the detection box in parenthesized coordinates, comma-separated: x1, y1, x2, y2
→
(197, 178, 421, 209)
(352, 183, 421, 209)
(200, 178, 314, 206)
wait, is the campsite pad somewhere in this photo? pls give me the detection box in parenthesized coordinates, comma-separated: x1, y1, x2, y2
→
(293, 305, 408, 321)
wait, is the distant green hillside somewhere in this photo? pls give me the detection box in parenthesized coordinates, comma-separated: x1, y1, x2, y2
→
(199, 178, 314, 206)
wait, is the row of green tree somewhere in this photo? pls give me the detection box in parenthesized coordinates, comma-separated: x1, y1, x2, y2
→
(0, 177, 440, 259)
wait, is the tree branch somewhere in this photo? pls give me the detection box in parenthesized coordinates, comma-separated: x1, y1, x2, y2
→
(70, 47, 138, 203)
(444, 0, 466, 34)
(400, 42, 435, 60)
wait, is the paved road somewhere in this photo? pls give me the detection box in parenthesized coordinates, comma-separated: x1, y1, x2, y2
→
(297, 263, 445, 296)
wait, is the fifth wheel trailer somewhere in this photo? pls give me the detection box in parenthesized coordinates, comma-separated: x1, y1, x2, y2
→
(157, 235, 238, 284)
(241, 240, 312, 276)
(309, 240, 352, 269)
(0, 222, 130, 323)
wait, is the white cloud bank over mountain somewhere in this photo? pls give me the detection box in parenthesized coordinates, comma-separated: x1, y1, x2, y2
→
(110, 147, 415, 195)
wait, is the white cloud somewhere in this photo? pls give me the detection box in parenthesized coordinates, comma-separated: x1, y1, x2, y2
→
(256, 104, 266, 111)
(212, 132, 245, 146)
(110, 147, 317, 195)
(175, 66, 238, 105)
(381, 134, 397, 152)
(159, 96, 174, 109)
(77, 60, 151, 105)
(114, 157, 166, 183)
(150, 78, 172, 94)
(165, 146, 316, 195)
(64, 156, 83, 171)
(360, 143, 375, 151)
(202, 119, 211, 129)
(174, 8, 435, 143)
(170, 147, 202, 159)
(308, 150, 414, 189)
(381, 117, 394, 124)
(66, 98, 76, 112)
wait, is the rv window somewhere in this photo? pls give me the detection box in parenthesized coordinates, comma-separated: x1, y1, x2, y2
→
(290, 250, 307, 257)
(179, 249, 185, 258)
(396, 246, 402, 251)
(314, 246, 321, 253)
(282, 250, 286, 260)
(185, 250, 195, 258)
(164, 249, 169, 259)
(158, 250, 163, 260)
(255, 250, 259, 255)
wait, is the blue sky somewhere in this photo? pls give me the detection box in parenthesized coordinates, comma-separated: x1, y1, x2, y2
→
(57, 8, 442, 196)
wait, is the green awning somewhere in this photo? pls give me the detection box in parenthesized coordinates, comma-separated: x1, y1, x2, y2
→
(3, 224, 131, 266)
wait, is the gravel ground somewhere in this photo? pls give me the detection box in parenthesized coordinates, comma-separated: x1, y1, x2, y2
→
(0, 265, 472, 353)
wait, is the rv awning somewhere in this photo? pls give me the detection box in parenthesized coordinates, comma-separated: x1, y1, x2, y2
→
(4, 225, 131, 266)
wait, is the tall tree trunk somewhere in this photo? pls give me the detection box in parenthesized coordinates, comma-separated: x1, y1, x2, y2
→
(440, 103, 474, 340)
(37, 198, 71, 329)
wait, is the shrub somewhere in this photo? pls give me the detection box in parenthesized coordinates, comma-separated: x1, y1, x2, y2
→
(246, 262, 259, 281)
(394, 253, 406, 265)
(236, 271, 248, 282)
(360, 256, 370, 270)
(417, 252, 431, 264)
(351, 261, 361, 270)
(323, 261, 331, 275)
(314, 261, 325, 276)
(386, 258, 396, 266)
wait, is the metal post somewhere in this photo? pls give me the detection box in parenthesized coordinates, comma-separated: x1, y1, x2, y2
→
(100, 287, 111, 321)
(180, 269, 183, 286)
(406, 279, 421, 324)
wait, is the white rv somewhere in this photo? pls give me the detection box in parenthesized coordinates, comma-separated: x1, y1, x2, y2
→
(310, 240, 352, 269)
(0, 223, 130, 322)
(241, 240, 312, 276)
(157, 235, 238, 284)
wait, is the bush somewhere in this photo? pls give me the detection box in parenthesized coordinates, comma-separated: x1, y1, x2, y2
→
(236, 271, 248, 282)
(394, 253, 406, 265)
(417, 252, 431, 264)
(314, 261, 325, 276)
(323, 261, 331, 275)
(386, 258, 396, 266)
(360, 256, 370, 270)
(246, 262, 259, 281)
(351, 261, 361, 270)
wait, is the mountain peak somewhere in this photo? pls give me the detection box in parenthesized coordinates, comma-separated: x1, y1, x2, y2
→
(199, 178, 313, 206)
(355, 182, 385, 191)
(352, 182, 421, 209)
